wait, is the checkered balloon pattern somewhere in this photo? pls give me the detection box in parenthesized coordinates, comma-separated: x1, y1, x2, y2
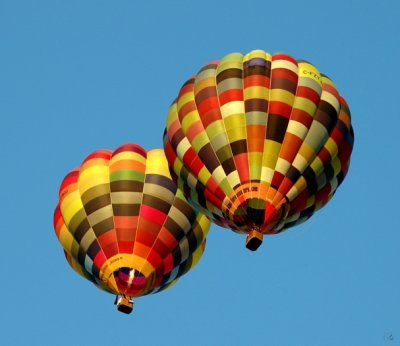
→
(164, 50, 354, 247)
(54, 144, 210, 298)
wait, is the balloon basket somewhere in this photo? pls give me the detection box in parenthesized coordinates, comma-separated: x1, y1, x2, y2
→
(116, 296, 134, 314)
(246, 230, 263, 251)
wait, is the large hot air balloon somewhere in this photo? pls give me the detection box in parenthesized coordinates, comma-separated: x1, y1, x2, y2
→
(54, 143, 210, 313)
(164, 49, 354, 251)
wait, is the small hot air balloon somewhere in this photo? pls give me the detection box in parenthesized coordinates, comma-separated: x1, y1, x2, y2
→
(164, 49, 354, 251)
(54, 144, 210, 313)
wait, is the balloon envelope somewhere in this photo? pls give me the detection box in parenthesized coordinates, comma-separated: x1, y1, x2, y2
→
(54, 144, 210, 304)
(164, 49, 354, 250)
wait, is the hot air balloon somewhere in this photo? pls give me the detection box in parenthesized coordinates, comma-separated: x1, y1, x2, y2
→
(164, 49, 354, 251)
(54, 143, 210, 313)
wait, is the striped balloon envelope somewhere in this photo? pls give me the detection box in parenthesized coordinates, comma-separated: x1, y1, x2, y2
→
(54, 144, 210, 313)
(164, 49, 354, 251)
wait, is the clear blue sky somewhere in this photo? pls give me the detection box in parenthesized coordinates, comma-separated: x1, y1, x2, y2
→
(1, 1, 399, 345)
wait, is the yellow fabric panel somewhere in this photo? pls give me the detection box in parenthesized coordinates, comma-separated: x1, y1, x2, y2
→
(172, 155, 183, 172)
(292, 97, 318, 117)
(220, 101, 245, 118)
(166, 103, 178, 128)
(196, 166, 213, 187)
(286, 185, 299, 202)
(325, 137, 339, 157)
(79, 165, 109, 195)
(331, 156, 342, 176)
(244, 86, 269, 100)
(262, 140, 281, 168)
(190, 242, 205, 269)
(219, 178, 234, 196)
(269, 89, 295, 105)
(310, 156, 324, 176)
(110, 150, 146, 165)
(147, 149, 170, 177)
(195, 76, 216, 91)
(298, 62, 323, 86)
(197, 214, 210, 236)
(58, 222, 75, 252)
(249, 165, 261, 181)
(181, 111, 201, 132)
(80, 157, 109, 168)
(192, 131, 210, 152)
(224, 113, 245, 130)
(249, 152, 262, 178)
(243, 49, 272, 62)
(226, 126, 246, 142)
(297, 141, 316, 165)
(218, 52, 244, 70)
(177, 90, 195, 110)
(207, 120, 227, 140)
(60, 191, 84, 226)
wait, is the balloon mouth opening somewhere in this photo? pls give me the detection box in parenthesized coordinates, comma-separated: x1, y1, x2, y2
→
(246, 229, 263, 251)
(114, 268, 148, 294)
